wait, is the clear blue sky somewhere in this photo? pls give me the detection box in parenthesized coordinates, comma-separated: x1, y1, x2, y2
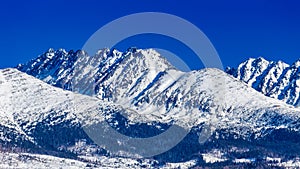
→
(0, 0, 300, 69)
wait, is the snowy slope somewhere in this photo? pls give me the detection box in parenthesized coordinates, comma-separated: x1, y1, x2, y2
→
(7, 48, 300, 167)
(0, 68, 130, 156)
(227, 57, 300, 106)
(17, 48, 173, 100)
(16, 49, 300, 135)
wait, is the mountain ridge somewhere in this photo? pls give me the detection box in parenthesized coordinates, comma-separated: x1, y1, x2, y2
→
(2, 66, 300, 167)
(226, 57, 300, 107)
(1, 48, 300, 167)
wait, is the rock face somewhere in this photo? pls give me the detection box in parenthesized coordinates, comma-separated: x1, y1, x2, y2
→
(0, 48, 298, 167)
(226, 57, 300, 107)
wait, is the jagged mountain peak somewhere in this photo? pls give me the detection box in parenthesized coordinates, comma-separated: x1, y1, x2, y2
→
(248, 56, 268, 63)
(16, 47, 175, 100)
(227, 57, 300, 106)
(292, 58, 300, 67)
(17, 47, 173, 72)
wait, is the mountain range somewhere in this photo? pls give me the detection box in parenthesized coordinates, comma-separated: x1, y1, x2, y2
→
(226, 57, 300, 107)
(0, 48, 300, 168)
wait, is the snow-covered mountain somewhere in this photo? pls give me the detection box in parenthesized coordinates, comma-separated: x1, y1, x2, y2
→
(16, 49, 300, 135)
(6, 48, 300, 167)
(0, 68, 112, 154)
(0, 68, 174, 168)
(226, 57, 300, 107)
(17, 48, 174, 103)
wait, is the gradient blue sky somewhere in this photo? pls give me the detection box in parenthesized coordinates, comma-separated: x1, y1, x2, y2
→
(0, 0, 300, 69)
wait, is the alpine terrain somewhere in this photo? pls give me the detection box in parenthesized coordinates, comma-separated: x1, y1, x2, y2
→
(0, 48, 299, 168)
(226, 57, 300, 107)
